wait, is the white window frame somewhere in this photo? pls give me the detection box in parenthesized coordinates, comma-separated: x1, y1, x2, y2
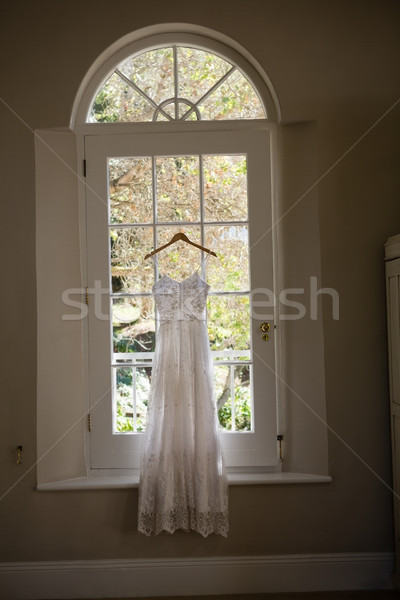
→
(84, 124, 278, 472)
(36, 25, 331, 489)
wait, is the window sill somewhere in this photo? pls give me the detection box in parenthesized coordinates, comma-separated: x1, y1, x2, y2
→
(36, 472, 332, 491)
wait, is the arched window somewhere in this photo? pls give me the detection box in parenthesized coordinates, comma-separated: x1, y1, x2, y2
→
(88, 45, 266, 122)
(36, 27, 331, 488)
(80, 33, 279, 471)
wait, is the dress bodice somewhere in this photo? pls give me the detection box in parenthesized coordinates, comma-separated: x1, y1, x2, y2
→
(153, 272, 209, 322)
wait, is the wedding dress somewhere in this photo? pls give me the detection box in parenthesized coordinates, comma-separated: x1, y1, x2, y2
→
(137, 267, 229, 537)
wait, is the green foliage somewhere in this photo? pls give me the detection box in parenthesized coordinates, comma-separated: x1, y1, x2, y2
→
(207, 295, 250, 352)
(233, 381, 251, 431)
(216, 365, 251, 431)
(116, 382, 134, 432)
(116, 369, 150, 433)
(91, 87, 120, 123)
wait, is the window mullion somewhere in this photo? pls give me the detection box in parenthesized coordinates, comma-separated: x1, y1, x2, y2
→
(199, 154, 206, 279)
(173, 46, 179, 120)
(152, 156, 158, 281)
(230, 364, 235, 432)
(112, 367, 117, 433)
(132, 367, 137, 432)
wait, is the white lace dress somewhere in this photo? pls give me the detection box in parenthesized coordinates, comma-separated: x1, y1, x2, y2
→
(138, 271, 229, 537)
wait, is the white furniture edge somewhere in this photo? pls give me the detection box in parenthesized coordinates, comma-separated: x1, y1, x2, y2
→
(36, 471, 332, 491)
(385, 233, 400, 261)
(0, 552, 394, 599)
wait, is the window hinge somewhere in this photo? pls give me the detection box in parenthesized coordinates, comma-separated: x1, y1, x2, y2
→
(83, 159, 87, 177)
(88, 413, 92, 432)
(277, 434, 283, 462)
(86, 287, 89, 305)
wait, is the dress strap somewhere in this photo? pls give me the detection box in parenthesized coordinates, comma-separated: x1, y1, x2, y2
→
(150, 253, 162, 281)
(195, 251, 214, 283)
(150, 253, 160, 273)
(195, 251, 212, 272)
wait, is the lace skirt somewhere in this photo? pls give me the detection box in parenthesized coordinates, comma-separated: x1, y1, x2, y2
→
(138, 319, 229, 537)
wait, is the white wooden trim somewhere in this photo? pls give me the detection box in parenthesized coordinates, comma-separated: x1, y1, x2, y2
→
(36, 471, 332, 491)
(84, 128, 277, 470)
(385, 233, 400, 261)
(77, 119, 276, 136)
(0, 552, 394, 599)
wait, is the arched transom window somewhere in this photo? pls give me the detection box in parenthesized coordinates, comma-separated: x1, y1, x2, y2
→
(88, 45, 266, 123)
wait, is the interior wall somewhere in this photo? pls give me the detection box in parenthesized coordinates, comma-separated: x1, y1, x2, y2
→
(1, 0, 399, 561)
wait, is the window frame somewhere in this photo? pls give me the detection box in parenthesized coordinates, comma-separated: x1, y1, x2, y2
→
(36, 26, 331, 489)
(71, 31, 280, 129)
(83, 122, 279, 472)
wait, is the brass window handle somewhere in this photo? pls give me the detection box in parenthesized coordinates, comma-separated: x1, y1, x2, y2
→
(260, 322, 270, 340)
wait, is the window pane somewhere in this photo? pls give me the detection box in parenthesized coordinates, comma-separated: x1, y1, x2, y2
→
(108, 157, 153, 224)
(177, 47, 232, 104)
(110, 226, 154, 293)
(155, 225, 202, 279)
(207, 295, 250, 353)
(234, 365, 251, 431)
(90, 72, 155, 123)
(214, 364, 231, 431)
(156, 156, 200, 222)
(178, 101, 199, 120)
(199, 69, 264, 120)
(155, 112, 169, 122)
(113, 297, 155, 355)
(113, 366, 150, 433)
(214, 364, 252, 431)
(184, 108, 199, 121)
(114, 367, 134, 432)
(160, 102, 175, 119)
(203, 155, 248, 222)
(205, 225, 249, 291)
(135, 367, 151, 432)
(120, 48, 174, 106)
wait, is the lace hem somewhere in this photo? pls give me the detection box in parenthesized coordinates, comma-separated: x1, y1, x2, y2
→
(138, 507, 229, 538)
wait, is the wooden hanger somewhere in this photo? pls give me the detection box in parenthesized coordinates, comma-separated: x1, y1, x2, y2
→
(144, 232, 217, 260)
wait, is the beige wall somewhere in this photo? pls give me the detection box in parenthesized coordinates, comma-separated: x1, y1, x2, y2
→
(1, 0, 399, 561)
